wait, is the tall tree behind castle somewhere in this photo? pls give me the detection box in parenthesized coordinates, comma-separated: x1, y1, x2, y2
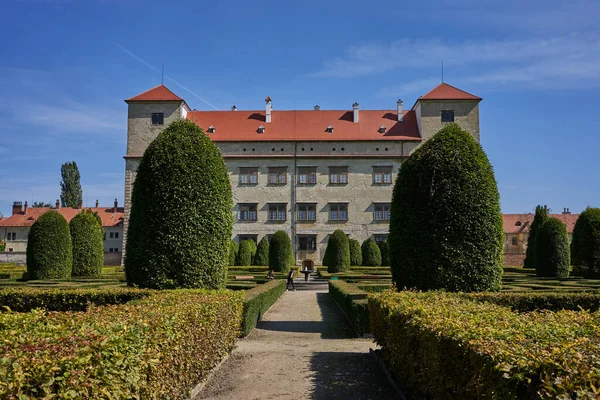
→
(60, 161, 82, 208)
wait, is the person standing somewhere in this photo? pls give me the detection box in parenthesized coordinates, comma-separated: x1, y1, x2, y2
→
(286, 268, 296, 291)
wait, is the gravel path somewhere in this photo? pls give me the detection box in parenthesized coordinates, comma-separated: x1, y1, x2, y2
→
(195, 290, 400, 400)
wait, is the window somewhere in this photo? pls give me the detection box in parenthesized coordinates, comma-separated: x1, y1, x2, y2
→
(239, 204, 258, 221)
(110, 232, 115, 239)
(109, 248, 114, 253)
(441, 110, 454, 123)
(238, 234, 258, 244)
(329, 203, 348, 221)
(298, 235, 317, 251)
(115, 248, 119, 252)
(374, 203, 391, 221)
(103, 233, 106, 241)
(6, 232, 16, 241)
(515, 221, 522, 226)
(297, 167, 317, 184)
(115, 232, 119, 239)
(268, 167, 287, 184)
(512, 237, 518, 246)
(268, 204, 287, 221)
(8, 248, 13, 252)
(239, 167, 258, 185)
(297, 204, 317, 221)
(373, 166, 392, 184)
(374, 235, 388, 247)
(329, 167, 348, 184)
(151, 112, 164, 125)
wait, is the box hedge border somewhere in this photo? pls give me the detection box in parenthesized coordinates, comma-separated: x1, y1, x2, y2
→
(241, 279, 286, 337)
(328, 280, 370, 335)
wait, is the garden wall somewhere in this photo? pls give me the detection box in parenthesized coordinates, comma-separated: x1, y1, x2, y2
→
(0, 251, 121, 266)
(504, 252, 525, 266)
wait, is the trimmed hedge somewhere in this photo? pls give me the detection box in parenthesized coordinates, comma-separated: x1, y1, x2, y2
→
(535, 217, 571, 278)
(571, 207, 600, 278)
(236, 239, 254, 266)
(466, 291, 600, 312)
(380, 239, 390, 266)
(524, 205, 549, 269)
(349, 238, 362, 267)
(70, 209, 104, 277)
(26, 211, 73, 280)
(125, 119, 233, 289)
(0, 289, 244, 398)
(241, 280, 286, 336)
(269, 230, 293, 273)
(253, 237, 269, 266)
(229, 241, 238, 266)
(389, 123, 503, 292)
(361, 238, 382, 266)
(326, 229, 350, 273)
(328, 280, 370, 335)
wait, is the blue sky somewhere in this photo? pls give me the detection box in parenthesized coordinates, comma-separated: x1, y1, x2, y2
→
(1, 0, 599, 217)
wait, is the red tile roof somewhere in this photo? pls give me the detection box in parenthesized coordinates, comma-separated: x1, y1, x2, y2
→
(126, 84, 184, 102)
(420, 83, 481, 101)
(503, 213, 579, 234)
(0, 207, 124, 228)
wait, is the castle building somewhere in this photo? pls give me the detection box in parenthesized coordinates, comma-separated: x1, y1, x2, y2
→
(123, 82, 481, 265)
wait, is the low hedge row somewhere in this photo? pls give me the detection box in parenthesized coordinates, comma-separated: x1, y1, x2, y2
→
(328, 280, 370, 335)
(466, 291, 600, 312)
(241, 280, 286, 337)
(369, 291, 600, 399)
(0, 289, 244, 398)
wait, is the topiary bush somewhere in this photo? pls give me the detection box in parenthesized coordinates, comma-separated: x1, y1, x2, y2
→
(326, 230, 350, 273)
(380, 239, 390, 266)
(236, 239, 254, 266)
(349, 238, 362, 266)
(571, 207, 600, 278)
(228, 241, 237, 266)
(524, 205, 549, 269)
(253, 237, 270, 266)
(362, 238, 382, 267)
(70, 209, 104, 277)
(125, 119, 232, 289)
(26, 211, 72, 280)
(389, 123, 503, 292)
(535, 217, 571, 278)
(269, 230, 293, 273)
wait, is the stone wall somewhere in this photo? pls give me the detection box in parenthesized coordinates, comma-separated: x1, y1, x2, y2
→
(504, 252, 526, 266)
(0, 252, 26, 265)
(103, 251, 122, 266)
(417, 100, 480, 142)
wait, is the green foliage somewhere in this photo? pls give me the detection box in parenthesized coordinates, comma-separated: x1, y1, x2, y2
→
(253, 237, 270, 266)
(389, 123, 503, 292)
(369, 291, 600, 399)
(229, 241, 238, 266)
(466, 291, 600, 312)
(524, 205, 549, 269)
(241, 280, 286, 336)
(349, 238, 362, 266)
(571, 207, 600, 278)
(60, 161, 83, 208)
(236, 239, 254, 266)
(326, 230, 351, 273)
(269, 230, 293, 273)
(26, 211, 72, 280)
(380, 239, 390, 266)
(125, 120, 233, 289)
(0, 242, 4, 252)
(0, 289, 244, 398)
(32, 201, 51, 207)
(328, 280, 370, 335)
(70, 209, 104, 277)
(535, 217, 571, 278)
(361, 238, 382, 267)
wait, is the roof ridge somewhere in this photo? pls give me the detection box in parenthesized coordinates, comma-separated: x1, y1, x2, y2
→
(420, 82, 481, 101)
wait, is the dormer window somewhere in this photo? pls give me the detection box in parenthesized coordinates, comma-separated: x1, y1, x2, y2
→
(258, 125, 265, 134)
(379, 125, 386, 133)
(326, 125, 334, 133)
(515, 221, 522, 226)
(151, 113, 164, 125)
(207, 125, 215, 134)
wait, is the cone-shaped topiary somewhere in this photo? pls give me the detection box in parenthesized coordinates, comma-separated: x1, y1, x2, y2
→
(380, 239, 390, 266)
(269, 230, 293, 273)
(349, 238, 362, 267)
(236, 239, 254, 266)
(535, 217, 570, 278)
(253, 237, 270, 266)
(362, 238, 382, 266)
(228, 241, 237, 266)
(326, 230, 350, 273)
(125, 119, 232, 289)
(69, 209, 104, 277)
(524, 205, 549, 269)
(389, 123, 503, 292)
(27, 211, 72, 280)
(571, 207, 600, 278)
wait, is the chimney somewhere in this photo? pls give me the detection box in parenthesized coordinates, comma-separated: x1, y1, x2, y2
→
(12, 201, 23, 216)
(77, 201, 83, 210)
(397, 99, 404, 121)
(231, 105, 238, 111)
(314, 105, 320, 111)
(55, 199, 61, 210)
(113, 198, 118, 213)
(352, 102, 359, 123)
(95, 199, 99, 208)
(23, 201, 28, 216)
(265, 96, 272, 123)
(562, 207, 571, 215)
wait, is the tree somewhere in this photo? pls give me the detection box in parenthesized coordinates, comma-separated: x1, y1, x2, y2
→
(253, 237, 270, 266)
(32, 201, 51, 208)
(326, 230, 350, 273)
(69, 209, 104, 277)
(362, 238, 382, 266)
(389, 123, 503, 292)
(228, 241, 238, 266)
(125, 120, 233, 289)
(60, 161, 83, 208)
(571, 207, 600, 278)
(269, 230, 293, 273)
(236, 239, 254, 266)
(535, 217, 570, 278)
(524, 205, 549, 269)
(380, 239, 390, 266)
(26, 211, 72, 280)
(349, 238, 362, 266)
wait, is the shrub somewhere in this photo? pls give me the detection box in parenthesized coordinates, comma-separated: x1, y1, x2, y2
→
(465, 292, 600, 312)
(269, 231, 293, 273)
(228, 241, 238, 266)
(26, 211, 72, 280)
(0, 242, 5, 252)
(69, 209, 104, 277)
(241, 280, 286, 336)
(380, 239, 390, 266)
(236, 239, 254, 266)
(125, 120, 233, 289)
(328, 280, 369, 335)
(349, 238, 362, 266)
(361, 238, 382, 266)
(389, 123, 503, 292)
(326, 230, 350, 273)
(253, 237, 270, 266)
(571, 207, 600, 278)
(535, 217, 571, 278)
(524, 205, 549, 269)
